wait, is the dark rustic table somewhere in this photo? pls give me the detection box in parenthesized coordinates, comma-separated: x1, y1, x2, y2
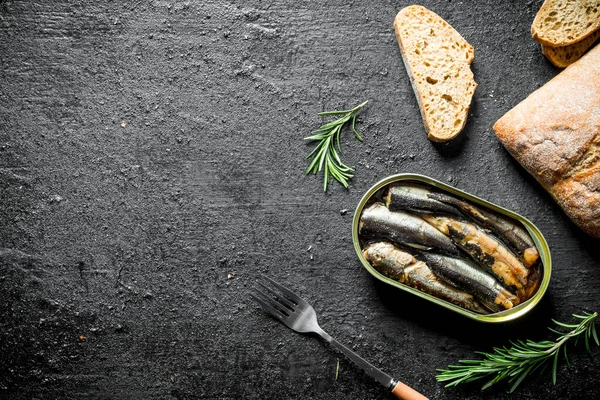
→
(1, 0, 599, 399)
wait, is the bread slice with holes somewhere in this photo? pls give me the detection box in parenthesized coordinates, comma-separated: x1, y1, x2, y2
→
(531, 0, 600, 47)
(394, 5, 477, 142)
(542, 30, 600, 68)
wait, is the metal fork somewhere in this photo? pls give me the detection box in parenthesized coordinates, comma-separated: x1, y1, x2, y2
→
(250, 276, 428, 400)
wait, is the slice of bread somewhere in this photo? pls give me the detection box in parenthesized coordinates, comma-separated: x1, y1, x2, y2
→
(542, 30, 600, 68)
(394, 5, 477, 142)
(531, 0, 600, 47)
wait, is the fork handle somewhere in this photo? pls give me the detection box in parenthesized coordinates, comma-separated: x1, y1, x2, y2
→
(323, 334, 428, 400)
(390, 380, 429, 400)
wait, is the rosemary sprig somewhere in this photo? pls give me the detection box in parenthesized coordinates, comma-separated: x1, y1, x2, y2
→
(436, 311, 599, 393)
(304, 100, 368, 191)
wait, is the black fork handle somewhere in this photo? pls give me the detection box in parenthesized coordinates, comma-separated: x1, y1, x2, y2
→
(319, 329, 428, 400)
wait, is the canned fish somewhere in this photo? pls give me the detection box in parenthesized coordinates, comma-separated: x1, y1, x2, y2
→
(352, 173, 551, 323)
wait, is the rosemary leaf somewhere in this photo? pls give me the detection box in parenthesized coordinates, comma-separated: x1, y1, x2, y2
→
(436, 311, 598, 392)
(319, 109, 352, 117)
(304, 101, 367, 191)
(351, 114, 363, 141)
(551, 349, 559, 385)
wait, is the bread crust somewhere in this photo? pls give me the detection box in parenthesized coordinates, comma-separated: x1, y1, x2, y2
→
(493, 44, 600, 237)
(541, 29, 600, 68)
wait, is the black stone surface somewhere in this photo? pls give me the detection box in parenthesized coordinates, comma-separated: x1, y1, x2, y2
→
(1, 0, 599, 399)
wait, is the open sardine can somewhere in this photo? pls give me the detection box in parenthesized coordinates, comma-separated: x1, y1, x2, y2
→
(352, 173, 551, 323)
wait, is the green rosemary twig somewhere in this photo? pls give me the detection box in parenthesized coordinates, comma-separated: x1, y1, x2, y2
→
(304, 100, 367, 191)
(436, 311, 599, 393)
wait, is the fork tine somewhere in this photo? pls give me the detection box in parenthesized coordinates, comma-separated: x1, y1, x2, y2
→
(249, 291, 288, 322)
(257, 281, 296, 310)
(253, 287, 292, 315)
(261, 275, 308, 307)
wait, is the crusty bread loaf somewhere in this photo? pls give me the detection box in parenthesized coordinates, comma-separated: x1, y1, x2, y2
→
(542, 29, 600, 68)
(394, 5, 477, 142)
(531, 0, 600, 47)
(494, 43, 600, 237)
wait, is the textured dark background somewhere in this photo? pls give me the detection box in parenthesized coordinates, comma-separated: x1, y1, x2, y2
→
(1, 0, 599, 399)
